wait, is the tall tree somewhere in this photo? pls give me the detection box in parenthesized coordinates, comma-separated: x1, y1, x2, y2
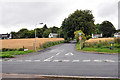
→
(42, 24, 48, 32)
(99, 21, 116, 37)
(49, 26, 59, 33)
(61, 9, 95, 41)
(43, 29, 52, 38)
(35, 28, 43, 38)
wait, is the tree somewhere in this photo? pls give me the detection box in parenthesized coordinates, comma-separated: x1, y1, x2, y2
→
(10, 32, 17, 39)
(49, 26, 59, 33)
(61, 9, 95, 41)
(94, 23, 101, 34)
(17, 28, 29, 38)
(99, 21, 116, 37)
(42, 24, 48, 32)
(43, 29, 52, 38)
(74, 30, 86, 43)
(35, 28, 43, 38)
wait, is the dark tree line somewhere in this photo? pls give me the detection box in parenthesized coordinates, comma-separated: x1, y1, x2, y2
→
(10, 24, 60, 39)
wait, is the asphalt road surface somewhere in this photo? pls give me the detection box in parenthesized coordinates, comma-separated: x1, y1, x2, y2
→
(1, 41, 118, 78)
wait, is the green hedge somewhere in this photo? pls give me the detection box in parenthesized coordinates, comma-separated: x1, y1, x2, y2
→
(41, 41, 65, 49)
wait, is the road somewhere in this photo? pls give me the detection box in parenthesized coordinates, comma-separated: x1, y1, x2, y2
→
(1, 41, 118, 78)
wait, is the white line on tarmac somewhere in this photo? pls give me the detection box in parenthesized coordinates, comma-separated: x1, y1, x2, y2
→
(62, 60, 70, 62)
(104, 60, 115, 62)
(25, 60, 32, 62)
(72, 60, 79, 62)
(44, 59, 51, 62)
(94, 60, 102, 62)
(56, 53, 60, 56)
(82, 60, 91, 62)
(53, 60, 59, 62)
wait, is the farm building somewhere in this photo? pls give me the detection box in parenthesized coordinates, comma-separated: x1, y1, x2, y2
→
(114, 32, 120, 37)
(0, 34, 12, 39)
(49, 33, 58, 38)
(92, 34, 102, 38)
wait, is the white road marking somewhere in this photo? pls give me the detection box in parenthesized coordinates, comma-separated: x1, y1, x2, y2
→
(104, 60, 115, 62)
(56, 53, 60, 56)
(94, 60, 102, 62)
(34, 60, 40, 62)
(53, 60, 59, 62)
(83, 60, 91, 62)
(44, 59, 51, 62)
(65, 52, 74, 56)
(62, 60, 70, 62)
(25, 60, 32, 62)
(72, 60, 79, 62)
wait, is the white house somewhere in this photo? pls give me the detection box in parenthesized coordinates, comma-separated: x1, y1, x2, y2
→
(49, 33, 58, 38)
(0, 34, 12, 39)
(92, 33, 102, 38)
(114, 32, 120, 37)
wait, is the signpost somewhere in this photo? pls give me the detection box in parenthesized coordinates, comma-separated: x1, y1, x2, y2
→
(78, 33, 82, 50)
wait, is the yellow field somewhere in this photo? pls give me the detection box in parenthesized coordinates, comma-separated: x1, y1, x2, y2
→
(86, 38, 114, 43)
(1, 38, 64, 50)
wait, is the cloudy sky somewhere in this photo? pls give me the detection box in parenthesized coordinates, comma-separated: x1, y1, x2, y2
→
(0, 0, 119, 34)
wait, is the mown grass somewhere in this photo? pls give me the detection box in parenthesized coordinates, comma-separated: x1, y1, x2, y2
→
(0, 50, 34, 58)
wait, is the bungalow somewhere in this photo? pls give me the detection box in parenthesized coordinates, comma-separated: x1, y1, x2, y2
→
(92, 33, 102, 38)
(0, 34, 12, 39)
(114, 32, 120, 37)
(49, 33, 58, 38)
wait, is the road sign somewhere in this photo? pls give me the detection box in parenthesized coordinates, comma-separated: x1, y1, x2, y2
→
(78, 33, 82, 36)
(79, 36, 82, 40)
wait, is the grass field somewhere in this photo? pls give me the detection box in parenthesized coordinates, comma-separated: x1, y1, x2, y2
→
(1, 38, 64, 50)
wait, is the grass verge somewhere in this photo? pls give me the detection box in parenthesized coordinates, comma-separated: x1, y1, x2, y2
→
(0, 50, 34, 58)
(76, 43, 119, 54)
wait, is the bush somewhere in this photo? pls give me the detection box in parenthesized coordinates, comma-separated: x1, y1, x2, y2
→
(0, 54, 14, 58)
(41, 41, 64, 49)
(114, 37, 120, 44)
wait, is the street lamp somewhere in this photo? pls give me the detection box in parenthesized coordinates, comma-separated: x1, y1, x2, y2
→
(35, 23, 43, 51)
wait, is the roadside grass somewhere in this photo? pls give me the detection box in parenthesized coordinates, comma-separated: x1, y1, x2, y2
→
(0, 50, 34, 58)
(76, 38, 120, 54)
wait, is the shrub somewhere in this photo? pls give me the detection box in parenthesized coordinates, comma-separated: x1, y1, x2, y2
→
(0, 54, 14, 58)
(114, 37, 120, 44)
(41, 40, 64, 49)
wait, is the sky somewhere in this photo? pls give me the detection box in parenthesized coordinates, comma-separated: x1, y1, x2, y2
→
(0, 0, 119, 34)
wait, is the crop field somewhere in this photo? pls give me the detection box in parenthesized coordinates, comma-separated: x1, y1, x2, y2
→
(1, 38, 64, 50)
(86, 38, 114, 43)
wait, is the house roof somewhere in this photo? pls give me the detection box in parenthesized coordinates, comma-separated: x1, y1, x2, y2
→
(50, 33, 58, 35)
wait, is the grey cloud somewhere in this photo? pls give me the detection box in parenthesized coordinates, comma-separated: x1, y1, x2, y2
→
(1, 1, 65, 28)
(97, 1, 118, 18)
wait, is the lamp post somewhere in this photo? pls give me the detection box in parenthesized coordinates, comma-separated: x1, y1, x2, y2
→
(35, 23, 43, 51)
